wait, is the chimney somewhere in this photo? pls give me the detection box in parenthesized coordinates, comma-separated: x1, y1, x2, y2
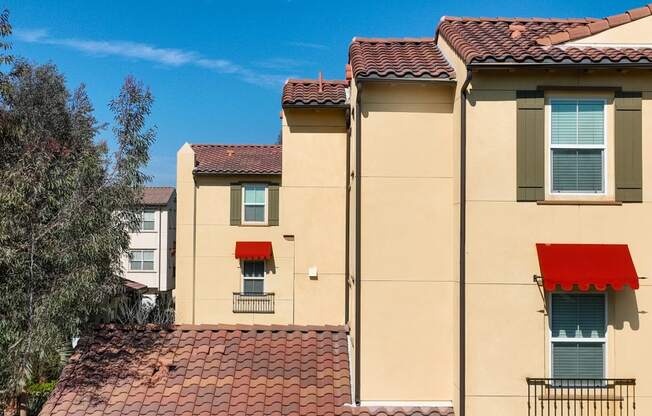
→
(318, 71, 323, 93)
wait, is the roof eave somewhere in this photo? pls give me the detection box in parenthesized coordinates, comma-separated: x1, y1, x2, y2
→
(355, 74, 457, 83)
(468, 60, 652, 69)
(193, 170, 282, 176)
(282, 102, 350, 109)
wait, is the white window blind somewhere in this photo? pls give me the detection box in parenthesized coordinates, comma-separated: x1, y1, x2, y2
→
(551, 293, 606, 379)
(550, 100, 605, 194)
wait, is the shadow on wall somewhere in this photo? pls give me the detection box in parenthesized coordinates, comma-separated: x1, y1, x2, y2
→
(612, 288, 641, 331)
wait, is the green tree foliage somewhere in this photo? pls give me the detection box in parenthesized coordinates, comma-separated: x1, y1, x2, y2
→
(0, 21, 156, 410)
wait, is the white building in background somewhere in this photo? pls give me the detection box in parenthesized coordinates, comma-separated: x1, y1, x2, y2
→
(122, 187, 176, 302)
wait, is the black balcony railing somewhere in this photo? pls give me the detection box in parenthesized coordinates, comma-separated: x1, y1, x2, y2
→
(527, 378, 636, 416)
(232, 292, 275, 313)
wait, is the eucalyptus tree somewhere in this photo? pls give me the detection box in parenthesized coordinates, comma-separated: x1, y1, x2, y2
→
(0, 13, 156, 410)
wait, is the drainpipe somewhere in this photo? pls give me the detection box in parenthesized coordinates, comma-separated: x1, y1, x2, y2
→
(354, 81, 363, 405)
(459, 69, 472, 416)
(192, 181, 198, 324)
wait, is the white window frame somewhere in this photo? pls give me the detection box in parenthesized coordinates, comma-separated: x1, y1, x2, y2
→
(241, 183, 268, 225)
(548, 292, 608, 379)
(241, 260, 266, 294)
(547, 98, 608, 196)
(128, 249, 156, 272)
(139, 210, 156, 232)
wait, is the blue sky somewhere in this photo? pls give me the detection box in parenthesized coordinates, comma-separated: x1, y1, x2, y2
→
(3, 0, 643, 185)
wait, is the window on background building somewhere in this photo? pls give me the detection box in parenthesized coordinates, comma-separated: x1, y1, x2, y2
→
(140, 210, 155, 231)
(129, 250, 155, 271)
(550, 99, 606, 194)
(550, 293, 606, 380)
(242, 260, 265, 294)
(242, 184, 267, 224)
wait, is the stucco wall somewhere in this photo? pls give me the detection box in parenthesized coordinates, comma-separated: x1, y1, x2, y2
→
(175, 105, 347, 326)
(573, 15, 652, 45)
(463, 68, 652, 415)
(356, 81, 457, 402)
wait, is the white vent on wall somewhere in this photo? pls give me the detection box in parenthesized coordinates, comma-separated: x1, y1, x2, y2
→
(308, 266, 318, 278)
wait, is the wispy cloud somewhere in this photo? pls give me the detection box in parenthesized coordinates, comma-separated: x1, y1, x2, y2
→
(287, 41, 328, 50)
(14, 28, 288, 87)
(255, 57, 306, 70)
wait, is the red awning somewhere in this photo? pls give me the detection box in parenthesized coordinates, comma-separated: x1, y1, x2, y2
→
(235, 241, 272, 260)
(536, 243, 639, 291)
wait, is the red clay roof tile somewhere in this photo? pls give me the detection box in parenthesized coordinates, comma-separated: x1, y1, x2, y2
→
(349, 38, 455, 79)
(39, 325, 352, 416)
(282, 79, 348, 107)
(437, 14, 652, 65)
(191, 144, 281, 175)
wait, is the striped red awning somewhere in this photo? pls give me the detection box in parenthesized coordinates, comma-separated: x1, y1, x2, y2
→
(536, 243, 639, 291)
(235, 241, 272, 260)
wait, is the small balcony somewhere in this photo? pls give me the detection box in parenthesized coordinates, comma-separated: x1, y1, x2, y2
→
(527, 378, 636, 416)
(232, 292, 275, 313)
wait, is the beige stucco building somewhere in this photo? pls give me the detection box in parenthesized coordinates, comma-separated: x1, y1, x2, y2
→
(175, 5, 652, 416)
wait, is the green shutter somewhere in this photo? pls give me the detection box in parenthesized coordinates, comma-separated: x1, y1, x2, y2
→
(615, 92, 642, 202)
(230, 184, 242, 225)
(517, 91, 545, 201)
(267, 184, 279, 226)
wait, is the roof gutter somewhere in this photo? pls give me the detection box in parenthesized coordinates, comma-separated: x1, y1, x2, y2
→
(467, 62, 652, 70)
(459, 68, 472, 416)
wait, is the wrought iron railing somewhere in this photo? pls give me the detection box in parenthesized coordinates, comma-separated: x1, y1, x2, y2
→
(527, 378, 636, 416)
(232, 292, 275, 313)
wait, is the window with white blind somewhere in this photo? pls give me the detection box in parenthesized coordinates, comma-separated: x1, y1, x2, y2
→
(550, 99, 606, 194)
(242, 260, 265, 294)
(550, 293, 606, 380)
(242, 184, 267, 224)
(129, 249, 155, 271)
(139, 210, 155, 231)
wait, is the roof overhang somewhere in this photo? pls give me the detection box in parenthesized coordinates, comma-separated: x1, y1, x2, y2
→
(281, 102, 350, 109)
(355, 75, 457, 83)
(192, 170, 281, 176)
(468, 61, 652, 70)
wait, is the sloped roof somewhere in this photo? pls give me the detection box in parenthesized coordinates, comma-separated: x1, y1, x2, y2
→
(349, 38, 456, 79)
(39, 325, 455, 416)
(282, 79, 349, 107)
(191, 144, 282, 175)
(140, 187, 175, 206)
(437, 12, 652, 65)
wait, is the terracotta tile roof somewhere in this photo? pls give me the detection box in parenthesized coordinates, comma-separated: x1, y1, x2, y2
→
(40, 324, 352, 416)
(437, 13, 652, 65)
(282, 79, 349, 107)
(122, 278, 147, 291)
(139, 187, 175, 206)
(349, 38, 456, 79)
(191, 144, 282, 175)
(39, 324, 455, 416)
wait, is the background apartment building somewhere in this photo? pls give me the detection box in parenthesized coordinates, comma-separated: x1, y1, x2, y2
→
(122, 186, 176, 303)
(175, 84, 348, 324)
